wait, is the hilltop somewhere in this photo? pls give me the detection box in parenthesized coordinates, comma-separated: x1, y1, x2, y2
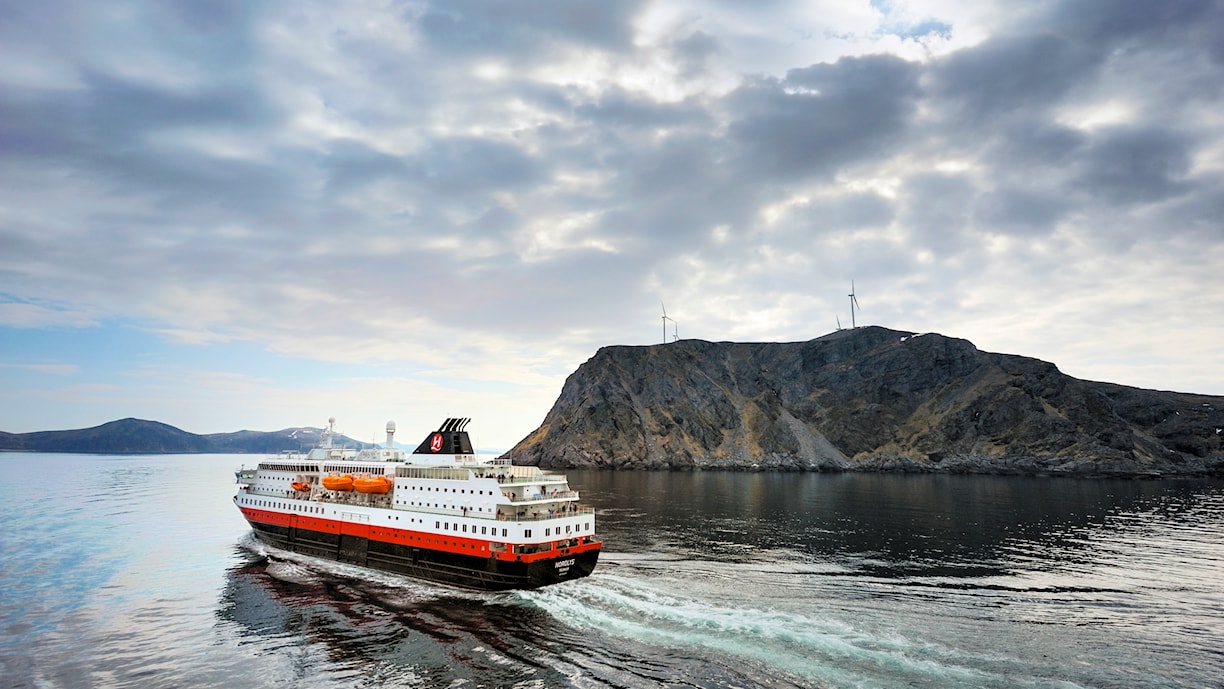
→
(0, 418, 368, 454)
(508, 327, 1224, 476)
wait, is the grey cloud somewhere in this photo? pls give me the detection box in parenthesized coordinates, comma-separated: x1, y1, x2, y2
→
(0, 69, 294, 224)
(483, 252, 649, 333)
(805, 192, 895, 232)
(0, 89, 82, 158)
(0, 68, 275, 160)
(322, 139, 409, 195)
(1072, 126, 1194, 205)
(593, 131, 765, 253)
(1150, 179, 1224, 242)
(981, 123, 1086, 171)
(574, 87, 712, 132)
(81, 70, 277, 142)
(899, 173, 978, 255)
(973, 187, 1069, 235)
(727, 54, 921, 179)
(418, 0, 645, 56)
(929, 33, 1101, 125)
(1197, 3, 1224, 64)
(1042, 0, 1219, 46)
(670, 31, 723, 80)
(408, 137, 544, 197)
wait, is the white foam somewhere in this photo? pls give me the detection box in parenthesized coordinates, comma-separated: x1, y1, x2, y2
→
(521, 573, 1089, 688)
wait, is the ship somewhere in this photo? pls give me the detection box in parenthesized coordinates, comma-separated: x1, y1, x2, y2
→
(233, 417, 600, 590)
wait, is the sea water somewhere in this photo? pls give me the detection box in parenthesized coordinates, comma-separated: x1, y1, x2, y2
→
(1, 453, 1221, 688)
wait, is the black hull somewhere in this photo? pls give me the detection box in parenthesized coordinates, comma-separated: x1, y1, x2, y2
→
(247, 522, 599, 591)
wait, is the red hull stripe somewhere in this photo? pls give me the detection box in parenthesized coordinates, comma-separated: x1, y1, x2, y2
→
(239, 506, 601, 563)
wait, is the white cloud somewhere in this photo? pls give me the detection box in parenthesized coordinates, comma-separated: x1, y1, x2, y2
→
(2, 0, 1222, 443)
(0, 302, 99, 329)
(0, 362, 80, 376)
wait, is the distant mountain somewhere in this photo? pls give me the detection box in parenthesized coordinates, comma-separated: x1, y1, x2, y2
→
(508, 327, 1224, 476)
(0, 418, 371, 454)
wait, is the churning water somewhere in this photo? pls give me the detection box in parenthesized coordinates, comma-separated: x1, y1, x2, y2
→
(1, 454, 1221, 688)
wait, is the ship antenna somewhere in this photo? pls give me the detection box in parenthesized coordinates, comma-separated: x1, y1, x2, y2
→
(324, 417, 336, 448)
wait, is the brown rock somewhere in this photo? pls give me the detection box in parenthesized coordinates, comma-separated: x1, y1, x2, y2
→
(508, 327, 1224, 476)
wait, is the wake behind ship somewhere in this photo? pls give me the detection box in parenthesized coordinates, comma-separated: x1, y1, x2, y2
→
(234, 418, 600, 590)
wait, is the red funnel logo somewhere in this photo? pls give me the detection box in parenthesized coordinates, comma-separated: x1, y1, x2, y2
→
(429, 433, 444, 452)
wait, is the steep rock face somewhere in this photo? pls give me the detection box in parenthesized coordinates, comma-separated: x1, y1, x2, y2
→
(509, 327, 1224, 475)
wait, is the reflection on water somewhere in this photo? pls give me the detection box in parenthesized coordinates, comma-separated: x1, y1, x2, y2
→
(2, 454, 1221, 689)
(217, 545, 686, 688)
(577, 470, 1221, 575)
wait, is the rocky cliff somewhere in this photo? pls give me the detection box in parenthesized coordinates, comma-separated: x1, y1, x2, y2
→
(508, 327, 1224, 476)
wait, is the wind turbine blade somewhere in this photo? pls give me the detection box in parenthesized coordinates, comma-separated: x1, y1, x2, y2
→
(661, 300, 668, 318)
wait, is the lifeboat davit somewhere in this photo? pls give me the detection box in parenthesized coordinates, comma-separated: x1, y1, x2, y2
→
(353, 475, 392, 494)
(291, 482, 310, 492)
(322, 474, 354, 491)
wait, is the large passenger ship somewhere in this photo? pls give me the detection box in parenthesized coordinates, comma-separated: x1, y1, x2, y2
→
(234, 417, 600, 590)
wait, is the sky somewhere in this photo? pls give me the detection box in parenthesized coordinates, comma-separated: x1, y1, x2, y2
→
(2, 0, 1223, 451)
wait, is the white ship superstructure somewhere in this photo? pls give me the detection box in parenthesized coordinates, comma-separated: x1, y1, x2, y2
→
(234, 418, 600, 589)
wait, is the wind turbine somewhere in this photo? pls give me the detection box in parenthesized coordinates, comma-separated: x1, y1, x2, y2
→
(660, 301, 673, 344)
(672, 320, 679, 342)
(836, 315, 843, 331)
(848, 282, 860, 329)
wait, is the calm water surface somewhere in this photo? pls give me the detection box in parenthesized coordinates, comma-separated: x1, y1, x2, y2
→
(1, 453, 1221, 688)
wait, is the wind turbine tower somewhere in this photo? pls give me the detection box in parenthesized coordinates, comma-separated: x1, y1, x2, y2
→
(660, 301, 674, 344)
(849, 282, 860, 328)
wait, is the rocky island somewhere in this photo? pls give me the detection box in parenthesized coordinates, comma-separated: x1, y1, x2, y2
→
(509, 327, 1224, 476)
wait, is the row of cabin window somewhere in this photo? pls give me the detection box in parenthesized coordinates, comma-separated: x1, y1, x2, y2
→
(416, 486, 496, 495)
(246, 498, 323, 514)
(522, 523, 592, 538)
(322, 465, 377, 474)
(401, 501, 493, 512)
(436, 521, 510, 537)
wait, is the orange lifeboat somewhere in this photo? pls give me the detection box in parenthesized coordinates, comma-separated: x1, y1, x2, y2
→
(322, 474, 354, 491)
(353, 475, 392, 494)
(291, 482, 311, 492)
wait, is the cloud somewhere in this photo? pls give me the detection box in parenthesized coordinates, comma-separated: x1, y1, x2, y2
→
(729, 55, 922, 179)
(929, 33, 1103, 125)
(0, 300, 99, 329)
(0, 362, 79, 376)
(2, 0, 1223, 442)
(1071, 126, 1195, 205)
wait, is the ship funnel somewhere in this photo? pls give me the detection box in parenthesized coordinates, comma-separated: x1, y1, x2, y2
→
(413, 417, 475, 455)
